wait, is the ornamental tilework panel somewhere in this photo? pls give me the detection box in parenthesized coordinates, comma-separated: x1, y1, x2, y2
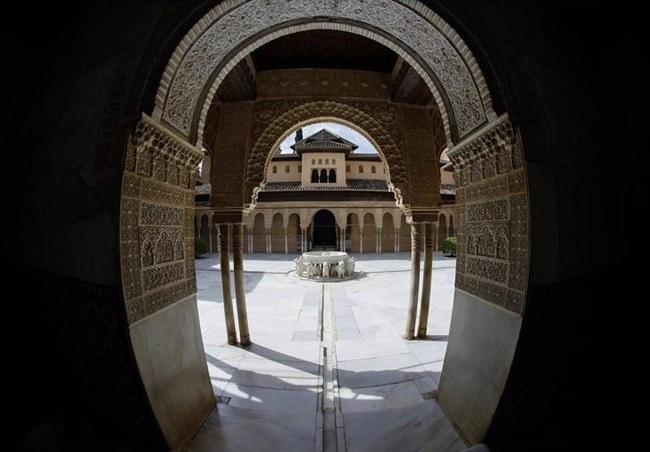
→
(449, 116, 529, 315)
(120, 116, 203, 324)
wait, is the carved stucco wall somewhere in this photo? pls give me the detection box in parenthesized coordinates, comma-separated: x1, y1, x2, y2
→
(153, 0, 494, 145)
(120, 115, 203, 323)
(244, 99, 413, 206)
(449, 115, 529, 314)
(256, 68, 392, 100)
(209, 102, 254, 208)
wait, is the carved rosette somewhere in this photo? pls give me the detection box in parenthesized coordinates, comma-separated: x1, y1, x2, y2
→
(120, 115, 203, 324)
(448, 115, 529, 314)
(245, 100, 409, 208)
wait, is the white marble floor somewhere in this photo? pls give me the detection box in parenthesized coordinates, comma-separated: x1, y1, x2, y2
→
(187, 253, 465, 452)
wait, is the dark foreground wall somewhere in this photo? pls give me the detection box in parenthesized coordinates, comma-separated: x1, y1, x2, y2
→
(430, 1, 644, 450)
(4, 1, 642, 450)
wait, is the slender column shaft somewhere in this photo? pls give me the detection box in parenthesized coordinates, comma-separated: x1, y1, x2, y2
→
(284, 229, 288, 254)
(208, 223, 213, 252)
(417, 223, 434, 338)
(360, 225, 363, 254)
(403, 223, 422, 340)
(219, 224, 237, 345)
(232, 223, 251, 346)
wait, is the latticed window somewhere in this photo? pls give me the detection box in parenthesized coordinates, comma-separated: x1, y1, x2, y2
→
(371, 165, 376, 174)
(359, 165, 364, 173)
(346, 165, 350, 173)
(285, 165, 290, 173)
(272, 166, 277, 173)
(329, 169, 336, 183)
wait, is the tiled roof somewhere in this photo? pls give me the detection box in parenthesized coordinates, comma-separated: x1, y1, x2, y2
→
(262, 179, 389, 192)
(196, 180, 456, 195)
(291, 128, 358, 152)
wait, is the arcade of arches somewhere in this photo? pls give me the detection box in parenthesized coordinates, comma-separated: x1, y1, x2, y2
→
(194, 208, 456, 255)
(11, 1, 638, 451)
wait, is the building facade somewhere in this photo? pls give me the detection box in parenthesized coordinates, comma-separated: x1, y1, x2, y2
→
(195, 128, 457, 254)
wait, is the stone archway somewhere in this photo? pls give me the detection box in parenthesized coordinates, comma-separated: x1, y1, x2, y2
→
(313, 210, 337, 249)
(117, 1, 529, 448)
(153, 0, 495, 146)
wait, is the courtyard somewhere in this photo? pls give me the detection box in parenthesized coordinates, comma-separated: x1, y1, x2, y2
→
(189, 252, 463, 451)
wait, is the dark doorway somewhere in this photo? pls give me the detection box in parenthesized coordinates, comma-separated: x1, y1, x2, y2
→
(313, 209, 337, 249)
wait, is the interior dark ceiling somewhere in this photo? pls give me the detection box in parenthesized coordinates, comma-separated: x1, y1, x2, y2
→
(216, 29, 432, 105)
(251, 30, 398, 72)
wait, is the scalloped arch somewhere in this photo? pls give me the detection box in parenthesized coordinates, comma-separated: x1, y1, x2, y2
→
(245, 101, 409, 208)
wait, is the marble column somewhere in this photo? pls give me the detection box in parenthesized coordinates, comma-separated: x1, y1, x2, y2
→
(232, 223, 251, 346)
(284, 229, 288, 254)
(359, 223, 364, 254)
(403, 223, 421, 340)
(417, 222, 434, 338)
(219, 224, 237, 345)
(377, 228, 382, 253)
(395, 230, 399, 253)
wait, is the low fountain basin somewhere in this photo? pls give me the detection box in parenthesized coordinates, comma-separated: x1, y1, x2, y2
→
(295, 251, 356, 281)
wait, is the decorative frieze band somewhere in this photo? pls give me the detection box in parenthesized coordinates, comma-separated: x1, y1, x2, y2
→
(448, 115, 518, 181)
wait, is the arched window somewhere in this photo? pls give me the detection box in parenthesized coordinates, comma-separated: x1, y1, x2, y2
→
(325, 159, 329, 165)
(319, 169, 328, 183)
(329, 169, 336, 183)
(371, 165, 376, 174)
(298, 165, 302, 173)
(311, 169, 319, 183)
(272, 166, 277, 173)
(359, 165, 364, 173)
(285, 165, 290, 173)
(346, 165, 350, 173)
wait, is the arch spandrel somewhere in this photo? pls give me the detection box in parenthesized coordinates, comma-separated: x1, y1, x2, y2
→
(154, 0, 495, 145)
(245, 100, 409, 209)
